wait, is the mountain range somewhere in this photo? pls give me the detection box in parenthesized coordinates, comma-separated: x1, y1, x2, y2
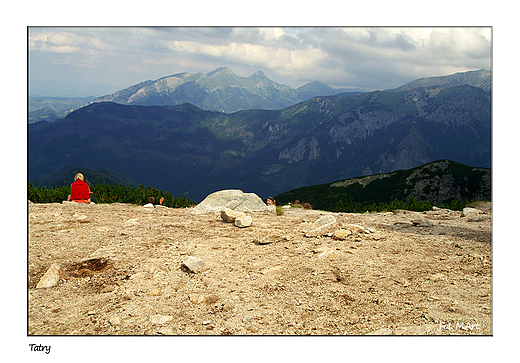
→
(85, 67, 367, 113)
(28, 69, 491, 202)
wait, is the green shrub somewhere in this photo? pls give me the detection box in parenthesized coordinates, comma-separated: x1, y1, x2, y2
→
(28, 182, 195, 208)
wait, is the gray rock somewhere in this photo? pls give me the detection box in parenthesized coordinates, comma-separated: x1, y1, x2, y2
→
(462, 207, 481, 218)
(149, 315, 174, 325)
(234, 215, 252, 228)
(305, 215, 337, 237)
(221, 208, 245, 223)
(190, 189, 274, 214)
(332, 229, 352, 240)
(36, 263, 62, 289)
(182, 256, 209, 273)
(468, 214, 491, 222)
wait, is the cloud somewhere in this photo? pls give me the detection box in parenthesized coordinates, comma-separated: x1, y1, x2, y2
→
(28, 26, 491, 93)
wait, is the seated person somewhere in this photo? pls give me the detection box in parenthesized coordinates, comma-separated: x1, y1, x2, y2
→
(143, 196, 164, 208)
(67, 173, 92, 204)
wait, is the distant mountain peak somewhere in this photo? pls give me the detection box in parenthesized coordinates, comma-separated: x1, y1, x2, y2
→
(206, 67, 232, 77)
(250, 70, 266, 78)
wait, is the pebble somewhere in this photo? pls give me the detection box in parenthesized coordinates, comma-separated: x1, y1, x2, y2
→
(36, 263, 61, 289)
(182, 256, 209, 273)
(305, 215, 337, 237)
(123, 218, 139, 227)
(221, 208, 245, 223)
(109, 316, 122, 326)
(235, 215, 252, 228)
(149, 315, 173, 325)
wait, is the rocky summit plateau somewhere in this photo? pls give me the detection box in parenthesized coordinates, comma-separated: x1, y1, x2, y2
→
(28, 196, 491, 336)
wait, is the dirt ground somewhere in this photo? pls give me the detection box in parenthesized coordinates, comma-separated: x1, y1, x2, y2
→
(28, 201, 492, 336)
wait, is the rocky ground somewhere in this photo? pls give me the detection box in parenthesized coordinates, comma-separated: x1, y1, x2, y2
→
(28, 201, 492, 336)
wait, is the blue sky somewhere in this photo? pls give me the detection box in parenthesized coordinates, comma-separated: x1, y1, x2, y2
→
(28, 26, 491, 97)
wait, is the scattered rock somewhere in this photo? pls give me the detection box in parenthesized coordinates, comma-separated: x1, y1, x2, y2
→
(73, 213, 88, 221)
(182, 256, 209, 273)
(190, 189, 275, 214)
(468, 215, 491, 222)
(109, 316, 122, 326)
(221, 208, 245, 223)
(332, 229, 352, 240)
(462, 207, 481, 218)
(345, 224, 367, 235)
(148, 288, 162, 296)
(222, 300, 236, 312)
(101, 285, 115, 293)
(411, 218, 433, 227)
(305, 215, 337, 237)
(235, 215, 252, 228)
(260, 265, 284, 275)
(123, 218, 139, 227)
(332, 224, 369, 239)
(36, 263, 62, 289)
(149, 315, 174, 325)
(314, 246, 334, 258)
(253, 234, 288, 245)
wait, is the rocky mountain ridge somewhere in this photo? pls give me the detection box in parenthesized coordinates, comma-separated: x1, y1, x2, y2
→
(29, 69, 491, 202)
(274, 160, 491, 211)
(86, 67, 365, 113)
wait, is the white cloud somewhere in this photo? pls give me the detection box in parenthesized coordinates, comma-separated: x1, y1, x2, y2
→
(28, 26, 492, 92)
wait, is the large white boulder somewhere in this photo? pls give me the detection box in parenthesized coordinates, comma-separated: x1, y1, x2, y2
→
(190, 189, 275, 214)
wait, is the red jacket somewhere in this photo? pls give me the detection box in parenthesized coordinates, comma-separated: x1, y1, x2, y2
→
(71, 179, 91, 201)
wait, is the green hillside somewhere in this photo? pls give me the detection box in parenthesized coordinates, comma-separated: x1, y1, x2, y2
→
(273, 160, 491, 212)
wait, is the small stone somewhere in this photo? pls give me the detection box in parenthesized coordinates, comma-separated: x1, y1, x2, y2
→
(332, 229, 352, 240)
(149, 315, 173, 325)
(189, 294, 205, 304)
(182, 256, 209, 273)
(123, 218, 139, 227)
(234, 215, 252, 228)
(345, 224, 366, 235)
(468, 215, 491, 222)
(36, 263, 62, 289)
(157, 327, 175, 335)
(73, 213, 88, 221)
(253, 234, 287, 245)
(462, 207, 481, 218)
(260, 265, 284, 275)
(314, 247, 334, 258)
(101, 285, 115, 293)
(148, 288, 162, 296)
(305, 215, 337, 237)
(109, 316, 122, 326)
(221, 208, 245, 223)
(222, 300, 235, 312)
(411, 219, 433, 227)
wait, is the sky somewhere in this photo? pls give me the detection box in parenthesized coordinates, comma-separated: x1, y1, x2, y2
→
(28, 26, 492, 97)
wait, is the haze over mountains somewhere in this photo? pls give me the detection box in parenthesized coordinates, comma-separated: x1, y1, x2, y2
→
(28, 68, 491, 202)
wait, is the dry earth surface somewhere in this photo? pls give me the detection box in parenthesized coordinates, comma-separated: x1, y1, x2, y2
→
(28, 201, 492, 336)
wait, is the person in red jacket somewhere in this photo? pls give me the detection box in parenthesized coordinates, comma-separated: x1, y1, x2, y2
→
(67, 173, 92, 204)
